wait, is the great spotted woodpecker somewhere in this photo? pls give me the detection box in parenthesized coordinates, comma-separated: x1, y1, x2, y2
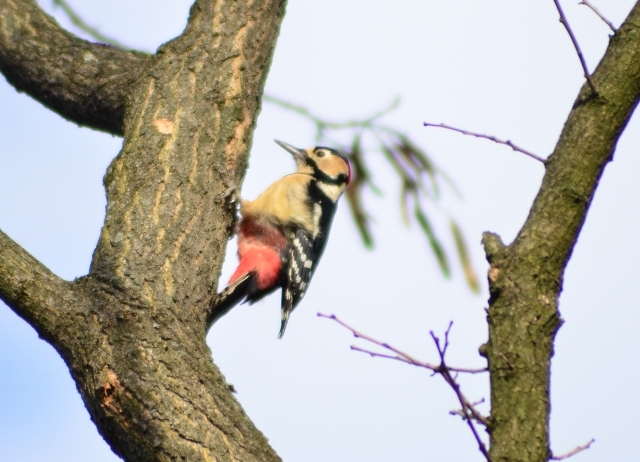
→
(208, 140, 351, 338)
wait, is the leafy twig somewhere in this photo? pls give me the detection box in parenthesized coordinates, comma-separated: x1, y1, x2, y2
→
(423, 122, 546, 163)
(553, 0, 598, 95)
(263, 94, 400, 140)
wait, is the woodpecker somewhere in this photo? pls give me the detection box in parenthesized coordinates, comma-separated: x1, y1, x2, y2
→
(209, 140, 351, 338)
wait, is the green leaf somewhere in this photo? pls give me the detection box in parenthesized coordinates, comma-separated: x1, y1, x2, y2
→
(414, 206, 450, 277)
(380, 144, 411, 180)
(450, 220, 480, 293)
(399, 181, 411, 226)
(346, 188, 374, 249)
(350, 135, 382, 196)
(345, 138, 375, 249)
(397, 135, 440, 198)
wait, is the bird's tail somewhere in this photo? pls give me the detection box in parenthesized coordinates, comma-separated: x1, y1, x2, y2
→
(207, 273, 254, 330)
(278, 309, 291, 339)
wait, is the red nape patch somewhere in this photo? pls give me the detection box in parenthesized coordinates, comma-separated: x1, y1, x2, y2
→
(345, 159, 352, 185)
(229, 245, 281, 290)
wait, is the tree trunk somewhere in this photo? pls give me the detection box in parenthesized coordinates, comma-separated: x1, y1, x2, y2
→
(0, 0, 286, 460)
(484, 4, 640, 461)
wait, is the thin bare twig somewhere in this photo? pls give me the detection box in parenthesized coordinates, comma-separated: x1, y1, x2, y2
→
(579, 1, 616, 33)
(553, 0, 598, 95)
(423, 122, 546, 163)
(319, 313, 490, 461)
(450, 399, 487, 424)
(429, 326, 490, 460)
(349, 345, 487, 374)
(318, 313, 487, 374)
(52, 0, 132, 50)
(551, 438, 596, 460)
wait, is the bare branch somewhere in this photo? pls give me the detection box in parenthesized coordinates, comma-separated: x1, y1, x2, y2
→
(579, 1, 616, 33)
(552, 0, 598, 95)
(318, 313, 487, 374)
(551, 439, 595, 460)
(423, 122, 547, 163)
(450, 399, 487, 424)
(319, 313, 490, 461)
(429, 328, 490, 459)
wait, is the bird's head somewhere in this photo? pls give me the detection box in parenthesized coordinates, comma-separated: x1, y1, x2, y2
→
(275, 140, 351, 187)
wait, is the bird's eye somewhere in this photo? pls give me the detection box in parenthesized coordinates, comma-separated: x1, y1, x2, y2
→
(316, 150, 326, 157)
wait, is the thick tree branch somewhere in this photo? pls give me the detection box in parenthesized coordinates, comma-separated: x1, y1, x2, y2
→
(0, 228, 82, 342)
(0, 0, 150, 135)
(484, 3, 640, 461)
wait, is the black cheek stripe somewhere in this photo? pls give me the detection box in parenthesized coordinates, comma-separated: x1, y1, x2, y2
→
(305, 157, 348, 185)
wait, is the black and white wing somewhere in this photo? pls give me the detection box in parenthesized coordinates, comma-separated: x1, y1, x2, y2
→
(279, 228, 318, 338)
(207, 272, 255, 329)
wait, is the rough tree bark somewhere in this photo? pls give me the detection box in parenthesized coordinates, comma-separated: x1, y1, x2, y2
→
(0, 0, 285, 460)
(484, 3, 640, 461)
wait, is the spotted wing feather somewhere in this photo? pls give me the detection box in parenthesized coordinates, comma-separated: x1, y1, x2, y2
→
(279, 228, 318, 338)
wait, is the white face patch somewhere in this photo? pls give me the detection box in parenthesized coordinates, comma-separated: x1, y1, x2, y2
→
(317, 182, 344, 202)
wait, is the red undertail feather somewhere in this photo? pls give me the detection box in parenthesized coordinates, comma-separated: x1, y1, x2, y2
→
(228, 215, 286, 290)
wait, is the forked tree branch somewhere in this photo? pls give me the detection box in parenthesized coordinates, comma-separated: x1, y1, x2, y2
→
(319, 313, 490, 460)
(0, 0, 150, 135)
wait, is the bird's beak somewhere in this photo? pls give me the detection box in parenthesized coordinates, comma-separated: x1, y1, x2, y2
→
(275, 140, 307, 163)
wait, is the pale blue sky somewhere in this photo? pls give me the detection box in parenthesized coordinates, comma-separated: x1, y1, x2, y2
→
(1, 1, 638, 461)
